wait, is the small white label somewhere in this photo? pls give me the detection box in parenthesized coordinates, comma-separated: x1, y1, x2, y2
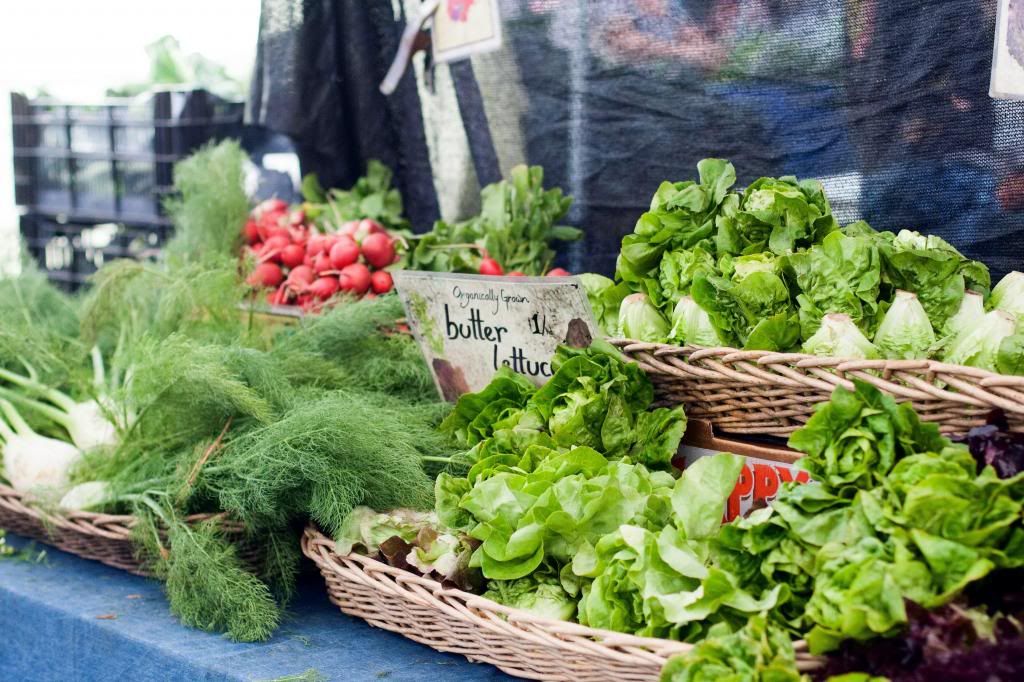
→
(393, 271, 597, 401)
(432, 0, 503, 64)
(991, 0, 1024, 99)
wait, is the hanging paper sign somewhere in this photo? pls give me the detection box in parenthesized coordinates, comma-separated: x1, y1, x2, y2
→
(991, 0, 1024, 99)
(432, 0, 503, 64)
(393, 271, 597, 401)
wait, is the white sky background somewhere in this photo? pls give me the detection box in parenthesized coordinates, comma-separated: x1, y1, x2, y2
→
(0, 0, 261, 265)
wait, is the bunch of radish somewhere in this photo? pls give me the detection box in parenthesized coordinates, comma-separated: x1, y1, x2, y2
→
(477, 256, 571, 278)
(242, 199, 398, 313)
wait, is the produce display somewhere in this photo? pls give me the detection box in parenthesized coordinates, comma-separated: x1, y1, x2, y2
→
(585, 159, 1024, 376)
(242, 161, 405, 311)
(341, 368, 1024, 681)
(2, 139, 1022, 682)
(243, 161, 580, 313)
(404, 164, 581, 277)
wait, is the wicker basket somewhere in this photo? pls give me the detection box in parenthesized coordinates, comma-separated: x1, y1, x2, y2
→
(0, 482, 249, 576)
(609, 339, 1024, 437)
(302, 526, 821, 682)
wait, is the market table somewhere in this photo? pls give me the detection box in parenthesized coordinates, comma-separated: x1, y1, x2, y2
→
(0, 533, 515, 682)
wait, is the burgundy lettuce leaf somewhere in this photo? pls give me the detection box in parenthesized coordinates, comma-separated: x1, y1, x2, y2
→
(953, 410, 1024, 479)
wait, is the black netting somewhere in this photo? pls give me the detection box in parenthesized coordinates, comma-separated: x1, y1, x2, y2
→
(248, 0, 440, 229)
(250, 0, 1024, 279)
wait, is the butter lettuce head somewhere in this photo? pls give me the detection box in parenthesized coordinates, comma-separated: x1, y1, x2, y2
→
(691, 271, 799, 351)
(873, 290, 936, 360)
(462, 448, 677, 580)
(943, 310, 1017, 371)
(802, 313, 880, 359)
(669, 296, 727, 347)
(579, 273, 630, 337)
(618, 293, 670, 342)
(943, 290, 986, 339)
(989, 270, 1024, 318)
(659, 615, 803, 682)
(788, 379, 948, 492)
(715, 174, 838, 256)
(656, 246, 718, 310)
(785, 230, 883, 339)
(440, 367, 537, 447)
(875, 229, 991, 330)
(616, 159, 735, 288)
(483, 572, 577, 621)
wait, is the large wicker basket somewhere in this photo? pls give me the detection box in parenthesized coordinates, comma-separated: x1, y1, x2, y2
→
(609, 339, 1024, 436)
(0, 483, 248, 576)
(302, 526, 821, 681)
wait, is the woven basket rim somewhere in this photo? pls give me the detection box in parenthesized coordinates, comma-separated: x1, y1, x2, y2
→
(608, 337, 1024, 389)
(301, 525, 821, 675)
(0, 481, 240, 536)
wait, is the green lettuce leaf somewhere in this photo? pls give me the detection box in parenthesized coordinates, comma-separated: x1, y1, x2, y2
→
(788, 380, 947, 492)
(785, 231, 883, 339)
(579, 273, 631, 337)
(659, 615, 803, 682)
(691, 271, 798, 350)
(875, 229, 990, 330)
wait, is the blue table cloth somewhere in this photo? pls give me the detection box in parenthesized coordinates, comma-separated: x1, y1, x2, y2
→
(0, 533, 516, 682)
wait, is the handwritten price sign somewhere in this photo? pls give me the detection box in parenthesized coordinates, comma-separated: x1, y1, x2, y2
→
(394, 271, 597, 400)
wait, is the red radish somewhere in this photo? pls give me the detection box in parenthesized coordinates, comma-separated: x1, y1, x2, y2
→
(263, 225, 291, 242)
(306, 234, 331, 257)
(337, 273, 354, 292)
(312, 253, 333, 275)
(249, 241, 264, 255)
(357, 218, 384, 239)
(308, 277, 340, 300)
(340, 263, 371, 295)
(370, 270, 393, 294)
(280, 243, 306, 269)
(267, 285, 291, 306)
(508, 271, 526, 277)
(329, 239, 360, 270)
(243, 220, 261, 244)
(247, 262, 283, 288)
(361, 233, 395, 269)
(288, 226, 309, 244)
(479, 258, 504, 276)
(258, 198, 288, 215)
(261, 235, 290, 252)
(287, 264, 315, 286)
(339, 220, 360, 238)
(364, 293, 377, 300)
(289, 209, 306, 225)
(546, 268, 571, 277)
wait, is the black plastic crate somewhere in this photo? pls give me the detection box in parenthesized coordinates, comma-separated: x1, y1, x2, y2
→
(21, 213, 167, 291)
(11, 89, 243, 224)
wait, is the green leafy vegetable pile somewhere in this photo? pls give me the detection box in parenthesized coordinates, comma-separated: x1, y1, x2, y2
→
(589, 159, 1024, 374)
(350, 359, 1023, 680)
(300, 160, 409, 233)
(406, 164, 582, 276)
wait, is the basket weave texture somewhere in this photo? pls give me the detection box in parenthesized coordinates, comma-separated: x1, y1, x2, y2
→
(609, 339, 1024, 436)
(0, 482, 247, 576)
(302, 526, 820, 681)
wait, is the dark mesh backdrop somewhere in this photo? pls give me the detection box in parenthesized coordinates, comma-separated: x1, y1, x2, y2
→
(250, 0, 1024, 279)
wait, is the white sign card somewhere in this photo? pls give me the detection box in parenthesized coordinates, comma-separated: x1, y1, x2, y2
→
(991, 0, 1024, 99)
(432, 0, 503, 64)
(393, 271, 598, 401)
